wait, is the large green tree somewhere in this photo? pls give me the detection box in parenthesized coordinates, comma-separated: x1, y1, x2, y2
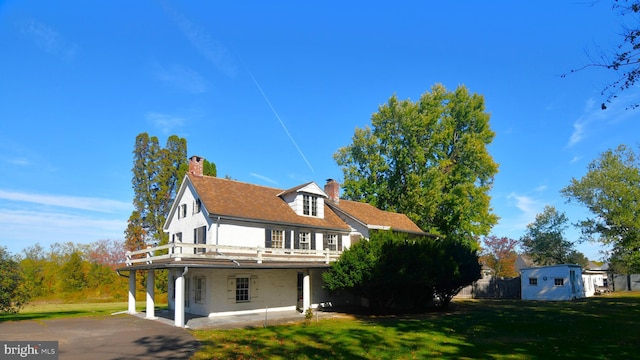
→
(335, 84, 498, 244)
(125, 133, 187, 251)
(0, 247, 30, 313)
(561, 144, 640, 272)
(519, 205, 587, 266)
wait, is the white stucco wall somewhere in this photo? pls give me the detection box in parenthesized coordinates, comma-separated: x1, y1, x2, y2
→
(168, 267, 333, 316)
(520, 265, 585, 301)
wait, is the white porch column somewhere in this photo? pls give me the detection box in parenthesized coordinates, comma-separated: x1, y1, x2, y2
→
(174, 267, 188, 327)
(128, 270, 137, 314)
(145, 269, 156, 319)
(303, 272, 311, 312)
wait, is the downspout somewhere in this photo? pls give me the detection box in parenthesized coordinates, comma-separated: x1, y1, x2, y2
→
(182, 266, 189, 277)
(216, 216, 220, 246)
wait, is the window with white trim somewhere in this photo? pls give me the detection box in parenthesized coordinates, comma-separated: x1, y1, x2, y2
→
(193, 199, 201, 214)
(303, 195, 318, 216)
(554, 278, 564, 286)
(194, 226, 206, 254)
(194, 276, 206, 304)
(236, 277, 250, 302)
(299, 232, 311, 250)
(325, 234, 338, 251)
(529, 277, 538, 286)
(271, 230, 284, 248)
(178, 204, 187, 219)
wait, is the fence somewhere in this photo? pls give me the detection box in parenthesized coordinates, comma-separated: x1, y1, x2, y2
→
(456, 276, 521, 299)
(612, 274, 640, 291)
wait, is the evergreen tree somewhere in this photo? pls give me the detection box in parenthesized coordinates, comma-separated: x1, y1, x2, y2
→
(126, 133, 187, 250)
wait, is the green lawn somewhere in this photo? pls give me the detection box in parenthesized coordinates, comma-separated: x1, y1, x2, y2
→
(3, 293, 638, 359)
(0, 301, 151, 321)
(190, 292, 640, 360)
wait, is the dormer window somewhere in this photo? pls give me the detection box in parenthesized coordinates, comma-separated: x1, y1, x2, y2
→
(303, 195, 318, 216)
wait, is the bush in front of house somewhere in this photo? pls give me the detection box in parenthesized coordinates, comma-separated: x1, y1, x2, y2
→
(322, 231, 481, 314)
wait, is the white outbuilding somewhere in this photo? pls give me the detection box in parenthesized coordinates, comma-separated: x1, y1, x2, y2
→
(520, 264, 585, 301)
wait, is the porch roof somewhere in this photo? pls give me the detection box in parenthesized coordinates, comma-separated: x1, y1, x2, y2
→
(118, 257, 331, 271)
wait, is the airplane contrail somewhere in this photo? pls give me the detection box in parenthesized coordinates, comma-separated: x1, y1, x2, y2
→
(246, 70, 315, 173)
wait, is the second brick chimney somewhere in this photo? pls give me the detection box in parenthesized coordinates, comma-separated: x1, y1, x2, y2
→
(324, 179, 340, 204)
(189, 155, 204, 177)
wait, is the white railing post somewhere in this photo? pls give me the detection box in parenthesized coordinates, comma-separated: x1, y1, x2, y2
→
(257, 247, 263, 264)
(126, 251, 132, 266)
(325, 248, 330, 264)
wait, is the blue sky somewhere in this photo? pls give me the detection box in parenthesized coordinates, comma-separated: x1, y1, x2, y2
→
(1, 1, 639, 260)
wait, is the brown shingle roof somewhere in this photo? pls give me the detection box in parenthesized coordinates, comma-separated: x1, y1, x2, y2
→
(187, 175, 423, 234)
(188, 175, 350, 231)
(330, 200, 424, 233)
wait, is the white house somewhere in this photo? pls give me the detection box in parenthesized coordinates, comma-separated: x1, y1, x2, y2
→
(118, 156, 424, 327)
(520, 264, 585, 301)
(582, 269, 609, 297)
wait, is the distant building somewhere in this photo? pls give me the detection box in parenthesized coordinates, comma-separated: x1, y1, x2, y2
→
(520, 264, 585, 301)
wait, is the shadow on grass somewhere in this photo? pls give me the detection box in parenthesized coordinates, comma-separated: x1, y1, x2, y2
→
(358, 296, 639, 359)
(192, 293, 640, 359)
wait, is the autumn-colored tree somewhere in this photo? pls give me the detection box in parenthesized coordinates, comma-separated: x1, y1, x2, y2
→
(479, 235, 518, 277)
(86, 239, 125, 270)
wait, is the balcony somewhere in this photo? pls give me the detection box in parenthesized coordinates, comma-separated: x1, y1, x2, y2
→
(125, 242, 342, 267)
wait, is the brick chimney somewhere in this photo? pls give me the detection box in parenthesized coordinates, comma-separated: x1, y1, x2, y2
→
(324, 179, 340, 204)
(189, 155, 204, 177)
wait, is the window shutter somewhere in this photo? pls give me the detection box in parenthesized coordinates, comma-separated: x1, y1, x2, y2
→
(285, 230, 291, 249)
(323, 234, 328, 251)
(251, 276, 259, 299)
(311, 231, 316, 250)
(338, 235, 343, 251)
(227, 277, 235, 300)
(202, 226, 207, 244)
(265, 228, 272, 248)
(294, 230, 300, 249)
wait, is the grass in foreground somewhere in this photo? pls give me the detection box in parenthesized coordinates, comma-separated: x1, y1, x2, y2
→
(191, 292, 640, 360)
(0, 301, 155, 322)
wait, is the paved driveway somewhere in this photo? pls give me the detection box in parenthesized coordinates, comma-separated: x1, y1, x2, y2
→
(0, 315, 199, 360)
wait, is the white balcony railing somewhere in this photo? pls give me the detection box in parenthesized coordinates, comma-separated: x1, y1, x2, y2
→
(125, 242, 342, 266)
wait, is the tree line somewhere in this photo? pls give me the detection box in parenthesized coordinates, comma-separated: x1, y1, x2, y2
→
(3, 82, 639, 314)
(0, 240, 128, 313)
